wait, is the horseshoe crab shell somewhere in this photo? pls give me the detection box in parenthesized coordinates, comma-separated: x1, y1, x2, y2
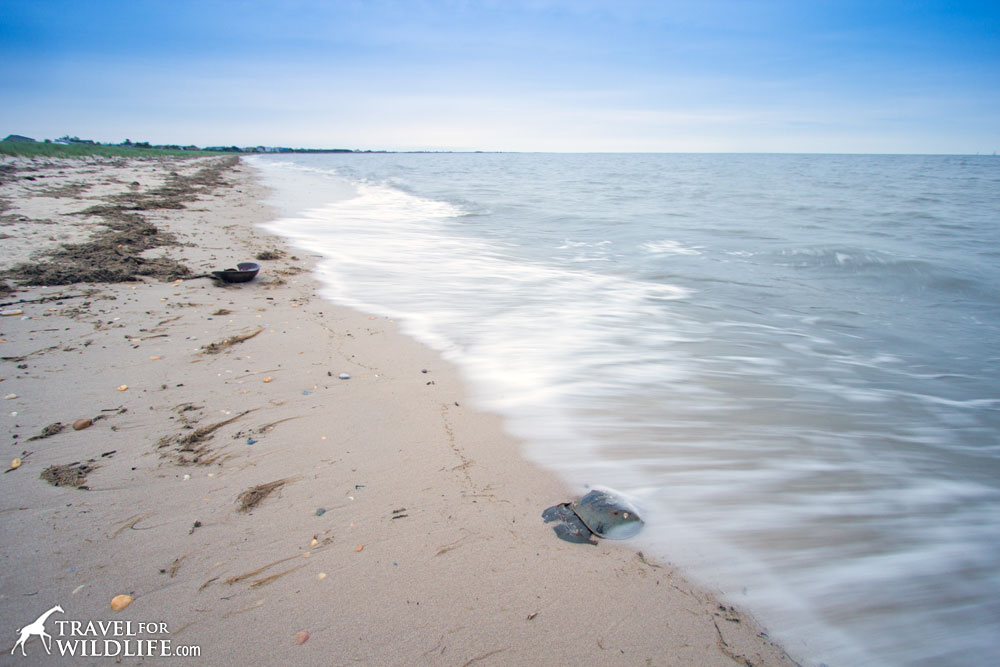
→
(541, 502, 597, 545)
(572, 489, 644, 539)
(542, 488, 644, 543)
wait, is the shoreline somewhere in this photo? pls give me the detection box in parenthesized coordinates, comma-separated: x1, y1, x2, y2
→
(0, 154, 795, 665)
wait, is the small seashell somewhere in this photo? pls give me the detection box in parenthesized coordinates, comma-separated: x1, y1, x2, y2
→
(263, 376, 272, 383)
(310, 538, 318, 547)
(3, 393, 16, 400)
(317, 572, 327, 580)
(110, 594, 133, 611)
(116, 385, 128, 391)
(294, 631, 310, 645)
(10, 457, 22, 470)
(73, 418, 93, 431)
(149, 355, 162, 361)
(354, 544, 364, 553)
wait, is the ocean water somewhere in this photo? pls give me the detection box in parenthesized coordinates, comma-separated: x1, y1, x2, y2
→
(249, 153, 1000, 667)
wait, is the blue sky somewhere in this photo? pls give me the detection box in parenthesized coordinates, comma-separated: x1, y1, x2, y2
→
(1, 0, 997, 152)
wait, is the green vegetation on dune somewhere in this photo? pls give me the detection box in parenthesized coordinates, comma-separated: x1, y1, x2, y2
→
(0, 141, 222, 158)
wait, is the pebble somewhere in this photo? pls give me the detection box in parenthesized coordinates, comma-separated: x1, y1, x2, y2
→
(73, 418, 93, 431)
(110, 595, 133, 611)
(338, 373, 350, 380)
(315, 508, 326, 516)
(3, 394, 16, 400)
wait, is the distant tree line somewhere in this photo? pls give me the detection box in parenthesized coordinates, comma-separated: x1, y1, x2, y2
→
(4, 133, 400, 154)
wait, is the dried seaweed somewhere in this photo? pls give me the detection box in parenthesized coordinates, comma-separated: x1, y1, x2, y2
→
(28, 422, 64, 441)
(4, 218, 190, 285)
(41, 462, 96, 488)
(249, 564, 306, 588)
(2, 157, 238, 287)
(237, 478, 289, 513)
(201, 327, 264, 354)
(157, 410, 251, 465)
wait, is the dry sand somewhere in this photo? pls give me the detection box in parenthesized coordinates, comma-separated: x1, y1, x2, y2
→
(0, 155, 796, 666)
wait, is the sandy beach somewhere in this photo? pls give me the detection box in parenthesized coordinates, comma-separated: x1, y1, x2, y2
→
(0, 155, 794, 666)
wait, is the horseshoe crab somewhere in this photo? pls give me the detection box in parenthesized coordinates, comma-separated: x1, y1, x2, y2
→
(542, 488, 644, 545)
(212, 262, 260, 283)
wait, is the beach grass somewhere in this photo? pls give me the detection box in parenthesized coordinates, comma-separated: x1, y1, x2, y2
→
(0, 140, 221, 158)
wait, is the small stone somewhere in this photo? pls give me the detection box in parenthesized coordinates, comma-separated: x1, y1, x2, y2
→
(110, 594, 133, 611)
(294, 631, 309, 645)
(116, 385, 128, 391)
(315, 508, 326, 516)
(9, 457, 22, 470)
(73, 418, 93, 431)
(3, 394, 16, 400)
(338, 373, 350, 380)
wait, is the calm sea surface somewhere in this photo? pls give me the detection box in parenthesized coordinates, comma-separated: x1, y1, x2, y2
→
(250, 153, 1000, 667)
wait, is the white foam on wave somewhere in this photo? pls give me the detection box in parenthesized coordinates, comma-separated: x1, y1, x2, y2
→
(642, 239, 703, 255)
(257, 163, 695, 468)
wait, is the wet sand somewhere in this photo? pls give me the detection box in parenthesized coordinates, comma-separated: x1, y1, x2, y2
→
(0, 154, 794, 665)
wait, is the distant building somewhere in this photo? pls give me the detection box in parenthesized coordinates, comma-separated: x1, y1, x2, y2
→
(3, 134, 36, 142)
(55, 136, 96, 145)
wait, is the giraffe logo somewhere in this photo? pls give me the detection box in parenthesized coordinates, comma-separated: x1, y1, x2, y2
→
(11, 605, 64, 656)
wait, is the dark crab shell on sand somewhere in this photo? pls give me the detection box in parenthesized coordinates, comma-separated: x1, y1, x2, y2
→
(212, 262, 260, 283)
(572, 489, 643, 540)
(542, 488, 644, 544)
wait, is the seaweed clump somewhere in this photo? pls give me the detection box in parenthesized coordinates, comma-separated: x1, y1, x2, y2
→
(41, 462, 96, 489)
(237, 478, 289, 512)
(3, 157, 238, 286)
(5, 218, 191, 285)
